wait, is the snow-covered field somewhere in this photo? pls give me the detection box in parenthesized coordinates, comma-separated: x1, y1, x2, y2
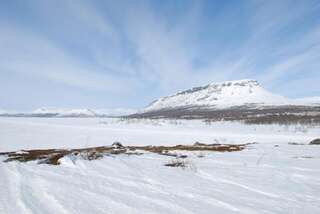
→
(0, 117, 320, 213)
(0, 117, 319, 151)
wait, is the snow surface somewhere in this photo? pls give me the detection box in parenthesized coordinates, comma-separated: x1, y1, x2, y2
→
(0, 117, 320, 213)
(144, 79, 319, 111)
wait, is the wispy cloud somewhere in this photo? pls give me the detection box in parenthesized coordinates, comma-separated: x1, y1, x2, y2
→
(0, 26, 138, 93)
(0, 0, 319, 109)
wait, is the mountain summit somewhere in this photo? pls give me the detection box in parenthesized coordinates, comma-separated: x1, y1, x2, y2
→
(144, 79, 290, 111)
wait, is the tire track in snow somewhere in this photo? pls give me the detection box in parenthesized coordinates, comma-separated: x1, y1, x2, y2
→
(0, 163, 33, 214)
(15, 165, 70, 214)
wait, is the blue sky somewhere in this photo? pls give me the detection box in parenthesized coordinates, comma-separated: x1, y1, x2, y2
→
(0, 0, 319, 110)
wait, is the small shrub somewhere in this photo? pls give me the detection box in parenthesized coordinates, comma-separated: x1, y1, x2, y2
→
(164, 159, 197, 171)
(165, 159, 187, 168)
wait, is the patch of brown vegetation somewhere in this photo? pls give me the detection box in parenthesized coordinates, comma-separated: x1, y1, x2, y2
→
(0, 142, 252, 165)
(131, 142, 250, 153)
(1, 147, 112, 165)
(3, 149, 68, 164)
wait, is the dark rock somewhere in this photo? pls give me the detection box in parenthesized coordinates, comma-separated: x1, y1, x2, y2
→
(309, 139, 320, 145)
(112, 142, 124, 148)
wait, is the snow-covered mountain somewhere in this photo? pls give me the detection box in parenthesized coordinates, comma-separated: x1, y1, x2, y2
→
(0, 107, 136, 117)
(144, 79, 319, 112)
(33, 108, 136, 117)
(33, 108, 97, 117)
